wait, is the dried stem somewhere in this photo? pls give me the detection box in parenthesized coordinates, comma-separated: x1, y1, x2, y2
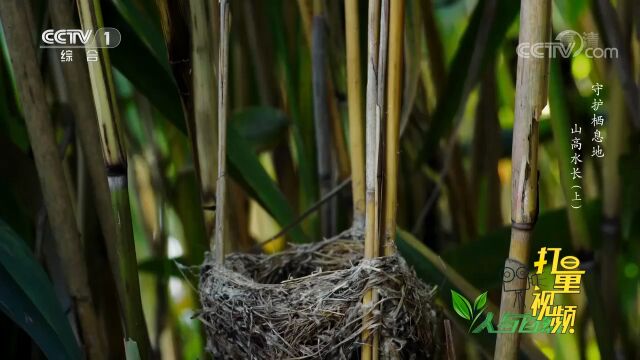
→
(383, 0, 404, 256)
(494, 1, 551, 359)
(214, 0, 230, 264)
(362, 0, 382, 357)
(190, 0, 219, 248)
(0, 1, 108, 357)
(344, 0, 366, 236)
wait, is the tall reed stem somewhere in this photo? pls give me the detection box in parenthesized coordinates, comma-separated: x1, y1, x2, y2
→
(190, 0, 219, 249)
(74, 0, 151, 356)
(600, 0, 633, 354)
(494, 1, 551, 359)
(362, 0, 382, 357)
(345, 0, 366, 236)
(0, 1, 108, 357)
(311, 0, 335, 236)
(382, 0, 404, 256)
(214, 0, 230, 264)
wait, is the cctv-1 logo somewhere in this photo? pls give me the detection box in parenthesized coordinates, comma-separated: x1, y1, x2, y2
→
(40, 28, 121, 48)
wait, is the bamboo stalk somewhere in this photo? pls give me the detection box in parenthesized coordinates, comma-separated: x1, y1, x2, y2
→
(311, 0, 335, 237)
(344, 0, 366, 237)
(595, 0, 640, 129)
(327, 81, 352, 181)
(299, 0, 351, 191)
(602, 66, 628, 354)
(214, 0, 231, 264)
(190, 0, 219, 249)
(72, 0, 152, 356)
(0, 1, 108, 358)
(600, 0, 632, 354)
(362, 0, 382, 357)
(382, 0, 403, 256)
(297, 0, 313, 47)
(381, 1, 403, 353)
(494, 1, 551, 359)
(471, 69, 503, 234)
(376, 0, 389, 146)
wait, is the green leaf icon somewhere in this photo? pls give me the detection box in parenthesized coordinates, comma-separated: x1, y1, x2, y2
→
(451, 290, 473, 320)
(474, 291, 488, 313)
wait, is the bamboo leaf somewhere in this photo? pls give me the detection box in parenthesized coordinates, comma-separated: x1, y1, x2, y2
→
(451, 289, 472, 320)
(110, 0, 168, 66)
(0, 219, 81, 359)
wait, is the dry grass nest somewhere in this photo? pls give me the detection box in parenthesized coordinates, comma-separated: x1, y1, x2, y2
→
(198, 235, 441, 359)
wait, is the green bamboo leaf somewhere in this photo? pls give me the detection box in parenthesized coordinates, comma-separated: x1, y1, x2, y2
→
(0, 219, 81, 359)
(110, 0, 168, 66)
(450, 289, 472, 320)
(474, 291, 487, 312)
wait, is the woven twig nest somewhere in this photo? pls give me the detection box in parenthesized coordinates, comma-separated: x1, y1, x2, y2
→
(198, 237, 440, 359)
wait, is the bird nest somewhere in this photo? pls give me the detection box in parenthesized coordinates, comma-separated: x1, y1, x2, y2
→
(198, 237, 440, 359)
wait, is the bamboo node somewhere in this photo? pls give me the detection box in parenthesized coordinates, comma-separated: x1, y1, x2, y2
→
(510, 220, 536, 231)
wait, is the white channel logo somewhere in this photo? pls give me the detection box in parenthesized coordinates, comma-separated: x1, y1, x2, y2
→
(516, 30, 618, 59)
(41, 28, 121, 49)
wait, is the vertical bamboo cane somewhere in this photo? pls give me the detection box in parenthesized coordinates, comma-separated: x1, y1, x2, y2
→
(344, 0, 366, 237)
(382, 0, 404, 256)
(190, 0, 219, 250)
(0, 1, 108, 358)
(311, 0, 335, 236)
(494, 1, 551, 359)
(362, 0, 382, 358)
(74, 0, 152, 356)
(602, 0, 633, 352)
(379, 1, 403, 356)
(214, 0, 230, 264)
